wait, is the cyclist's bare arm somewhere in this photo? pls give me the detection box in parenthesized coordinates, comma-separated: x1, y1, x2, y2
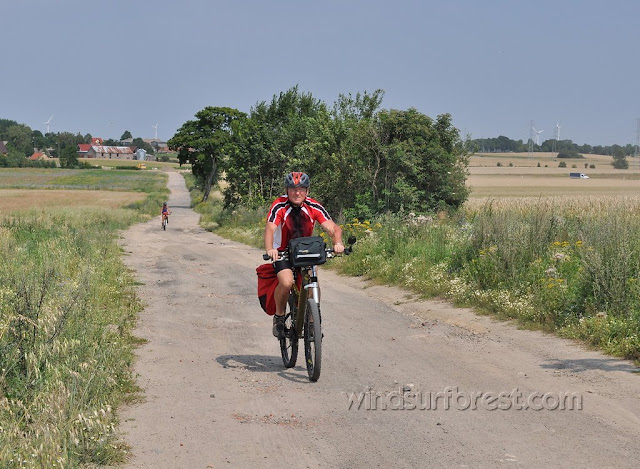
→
(320, 220, 344, 254)
(264, 221, 280, 261)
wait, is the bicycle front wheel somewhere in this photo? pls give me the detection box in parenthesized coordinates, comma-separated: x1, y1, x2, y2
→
(280, 294, 298, 368)
(304, 299, 322, 381)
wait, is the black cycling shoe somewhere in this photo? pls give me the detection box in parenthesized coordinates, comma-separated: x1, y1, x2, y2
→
(272, 314, 285, 339)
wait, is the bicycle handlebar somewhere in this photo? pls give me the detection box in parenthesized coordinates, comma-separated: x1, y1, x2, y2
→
(262, 248, 349, 262)
(262, 242, 355, 262)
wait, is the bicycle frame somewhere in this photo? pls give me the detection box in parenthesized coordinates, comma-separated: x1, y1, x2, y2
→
(291, 265, 320, 337)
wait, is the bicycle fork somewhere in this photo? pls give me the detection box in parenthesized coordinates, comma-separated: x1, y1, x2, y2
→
(294, 265, 321, 336)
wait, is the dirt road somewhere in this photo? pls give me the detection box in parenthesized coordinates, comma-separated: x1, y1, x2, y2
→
(120, 172, 640, 468)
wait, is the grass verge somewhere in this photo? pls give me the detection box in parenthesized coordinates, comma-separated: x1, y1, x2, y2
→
(0, 171, 168, 467)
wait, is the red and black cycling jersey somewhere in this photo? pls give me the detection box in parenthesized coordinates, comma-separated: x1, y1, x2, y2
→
(266, 195, 331, 250)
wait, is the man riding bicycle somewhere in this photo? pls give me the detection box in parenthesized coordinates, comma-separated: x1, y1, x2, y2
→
(264, 172, 344, 338)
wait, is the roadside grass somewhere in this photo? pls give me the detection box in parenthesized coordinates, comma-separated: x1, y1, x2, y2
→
(184, 175, 640, 362)
(0, 170, 168, 467)
(184, 174, 264, 247)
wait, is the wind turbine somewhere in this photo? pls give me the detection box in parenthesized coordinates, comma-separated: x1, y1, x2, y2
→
(532, 126, 544, 145)
(44, 115, 53, 134)
(552, 122, 561, 152)
(152, 123, 158, 140)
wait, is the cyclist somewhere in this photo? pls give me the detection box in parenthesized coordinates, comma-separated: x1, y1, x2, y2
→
(264, 171, 344, 338)
(161, 202, 171, 227)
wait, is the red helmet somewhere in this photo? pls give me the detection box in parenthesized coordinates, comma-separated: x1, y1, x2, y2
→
(284, 172, 310, 188)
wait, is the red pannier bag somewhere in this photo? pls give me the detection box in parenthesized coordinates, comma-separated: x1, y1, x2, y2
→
(257, 263, 278, 315)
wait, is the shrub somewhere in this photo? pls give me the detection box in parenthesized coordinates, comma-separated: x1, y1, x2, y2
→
(558, 161, 567, 168)
(557, 150, 584, 159)
(113, 165, 141, 170)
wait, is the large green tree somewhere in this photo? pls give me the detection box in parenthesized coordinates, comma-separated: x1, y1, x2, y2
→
(220, 87, 470, 217)
(6, 124, 34, 156)
(223, 86, 330, 208)
(612, 146, 629, 169)
(169, 106, 247, 201)
(0, 119, 19, 140)
(328, 108, 469, 217)
(55, 132, 85, 165)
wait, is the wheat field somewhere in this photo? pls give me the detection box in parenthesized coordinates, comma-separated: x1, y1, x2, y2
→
(0, 189, 145, 213)
(467, 153, 640, 198)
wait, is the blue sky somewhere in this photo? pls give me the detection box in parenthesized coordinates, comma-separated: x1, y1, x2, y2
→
(2, 0, 639, 146)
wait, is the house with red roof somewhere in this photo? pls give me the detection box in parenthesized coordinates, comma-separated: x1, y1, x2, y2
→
(77, 143, 91, 157)
(29, 152, 50, 161)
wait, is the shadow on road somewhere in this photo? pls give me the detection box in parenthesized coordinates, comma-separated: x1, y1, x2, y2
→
(216, 354, 281, 371)
(216, 354, 315, 382)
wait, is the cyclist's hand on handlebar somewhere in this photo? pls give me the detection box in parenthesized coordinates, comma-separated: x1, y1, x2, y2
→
(333, 242, 345, 255)
(266, 249, 281, 262)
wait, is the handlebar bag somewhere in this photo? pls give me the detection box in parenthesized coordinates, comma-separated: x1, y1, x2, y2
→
(257, 263, 278, 315)
(288, 236, 327, 267)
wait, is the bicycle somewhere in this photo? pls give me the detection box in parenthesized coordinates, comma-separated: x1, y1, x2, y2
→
(263, 236, 355, 381)
(162, 214, 169, 230)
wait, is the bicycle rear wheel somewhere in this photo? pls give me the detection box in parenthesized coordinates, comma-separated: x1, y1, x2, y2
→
(304, 299, 322, 381)
(280, 294, 298, 368)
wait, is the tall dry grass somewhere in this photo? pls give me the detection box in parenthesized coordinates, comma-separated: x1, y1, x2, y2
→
(0, 209, 145, 466)
(0, 169, 168, 466)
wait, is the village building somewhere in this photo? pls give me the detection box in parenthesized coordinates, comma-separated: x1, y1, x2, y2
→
(29, 151, 50, 161)
(143, 138, 170, 153)
(85, 145, 135, 159)
(77, 137, 135, 159)
(77, 143, 91, 157)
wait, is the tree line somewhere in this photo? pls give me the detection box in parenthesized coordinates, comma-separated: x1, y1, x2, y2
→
(0, 119, 155, 168)
(168, 87, 470, 219)
(472, 134, 638, 156)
